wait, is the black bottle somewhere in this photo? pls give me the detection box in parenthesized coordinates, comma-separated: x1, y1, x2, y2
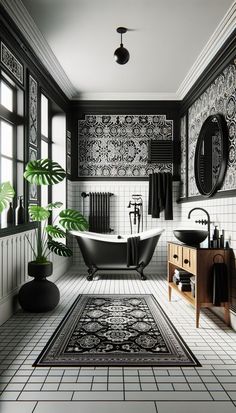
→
(7, 202, 14, 227)
(212, 226, 219, 248)
(17, 196, 25, 225)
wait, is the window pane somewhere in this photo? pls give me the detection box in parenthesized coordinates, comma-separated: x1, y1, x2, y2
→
(41, 186, 48, 207)
(41, 94, 48, 137)
(41, 139, 48, 159)
(1, 81, 13, 112)
(17, 162, 24, 198)
(1, 210, 7, 228)
(41, 141, 48, 206)
(1, 121, 13, 157)
(1, 157, 13, 183)
(17, 125, 24, 160)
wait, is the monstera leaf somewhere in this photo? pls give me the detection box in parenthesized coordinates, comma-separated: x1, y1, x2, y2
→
(46, 202, 63, 210)
(28, 205, 50, 221)
(59, 209, 89, 231)
(24, 159, 66, 185)
(46, 225, 66, 238)
(0, 182, 15, 213)
(47, 240, 73, 257)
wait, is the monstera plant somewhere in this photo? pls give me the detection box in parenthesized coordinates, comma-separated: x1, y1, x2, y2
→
(0, 181, 15, 213)
(18, 158, 88, 313)
(23, 158, 88, 263)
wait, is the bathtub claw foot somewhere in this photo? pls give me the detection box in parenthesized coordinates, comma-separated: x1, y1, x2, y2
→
(137, 262, 146, 280)
(87, 266, 97, 281)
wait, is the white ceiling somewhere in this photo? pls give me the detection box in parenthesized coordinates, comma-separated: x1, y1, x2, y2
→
(9, 0, 236, 99)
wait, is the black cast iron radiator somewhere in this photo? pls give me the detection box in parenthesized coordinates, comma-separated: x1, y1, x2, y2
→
(81, 192, 113, 233)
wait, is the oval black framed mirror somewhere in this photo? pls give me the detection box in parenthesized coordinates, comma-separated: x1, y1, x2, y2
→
(194, 114, 228, 197)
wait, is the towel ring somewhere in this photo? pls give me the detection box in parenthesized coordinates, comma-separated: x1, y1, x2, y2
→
(213, 253, 224, 263)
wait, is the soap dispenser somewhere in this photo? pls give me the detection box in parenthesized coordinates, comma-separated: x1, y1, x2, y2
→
(220, 230, 225, 248)
(213, 226, 219, 248)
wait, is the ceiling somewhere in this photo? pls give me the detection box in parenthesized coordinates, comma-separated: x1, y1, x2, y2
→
(14, 0, 236, 99)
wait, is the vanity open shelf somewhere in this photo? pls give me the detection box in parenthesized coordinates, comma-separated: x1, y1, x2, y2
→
(167, 242, 231, 328)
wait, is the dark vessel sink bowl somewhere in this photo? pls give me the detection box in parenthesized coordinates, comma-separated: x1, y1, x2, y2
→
(173, 229, 208, 246)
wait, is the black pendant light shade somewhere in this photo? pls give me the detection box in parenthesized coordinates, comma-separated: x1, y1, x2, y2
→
(114, 27, 130, 65)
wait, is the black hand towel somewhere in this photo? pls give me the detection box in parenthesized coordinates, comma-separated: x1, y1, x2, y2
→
(127, 236, 140, 267)
(165, 172, 173, 220)
(148, 173, 161, 218)
(212, 262, 228, 306)
(148, 172, 173, 220)
(148, 174, 152, 215)
(152, 173, 160, 218)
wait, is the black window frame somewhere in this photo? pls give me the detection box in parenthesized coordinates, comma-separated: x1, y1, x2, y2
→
(40, 91, 53, 222)
(0, 70, 25, 230)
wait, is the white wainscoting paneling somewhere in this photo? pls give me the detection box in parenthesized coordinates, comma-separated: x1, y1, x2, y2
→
(0, 229, 70, 326)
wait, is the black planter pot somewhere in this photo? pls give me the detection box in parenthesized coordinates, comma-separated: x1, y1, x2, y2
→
(18, 261, 60, 312)
(28, 261, 53, 279)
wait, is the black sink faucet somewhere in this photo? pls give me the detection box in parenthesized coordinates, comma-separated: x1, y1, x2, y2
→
(188, 207, 211, 248)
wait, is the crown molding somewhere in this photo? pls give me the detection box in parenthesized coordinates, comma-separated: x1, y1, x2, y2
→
(176, 1, 236, 100)
(0, 0, 77, 99)
(1, 0, 235, 101)
(72, 92, 179, 101)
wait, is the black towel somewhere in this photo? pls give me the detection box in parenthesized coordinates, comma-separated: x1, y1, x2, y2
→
(165, 172, 173, 220)
(148, 172, 173, 220)
(127, 236, 140, 267)
(211, 262, 228, 306)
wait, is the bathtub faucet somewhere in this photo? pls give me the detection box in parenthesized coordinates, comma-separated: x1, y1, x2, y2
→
(127, 195, 143, 233)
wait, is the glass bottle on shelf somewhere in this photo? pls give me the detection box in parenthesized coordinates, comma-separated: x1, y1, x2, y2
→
(16, 196, 25, 225)
(7, 202, 14, 227)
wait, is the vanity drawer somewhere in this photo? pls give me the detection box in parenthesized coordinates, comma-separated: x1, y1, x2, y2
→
(182, 246, 197, 274)
(168, 243, 182, 266)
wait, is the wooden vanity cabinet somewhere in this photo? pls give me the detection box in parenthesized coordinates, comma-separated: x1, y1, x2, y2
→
(167, 242, 231, 328)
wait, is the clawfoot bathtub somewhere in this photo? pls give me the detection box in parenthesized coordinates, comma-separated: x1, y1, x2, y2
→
(70, 228, 164, 281)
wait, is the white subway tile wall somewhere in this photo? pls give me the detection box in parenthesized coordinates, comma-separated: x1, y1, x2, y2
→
(67, 181, 181, 275)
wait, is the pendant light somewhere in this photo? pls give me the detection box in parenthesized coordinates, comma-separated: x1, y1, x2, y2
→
(114, 27, 130, 65)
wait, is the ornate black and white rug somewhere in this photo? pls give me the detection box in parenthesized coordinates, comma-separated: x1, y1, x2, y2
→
(34, 295, 200, 367)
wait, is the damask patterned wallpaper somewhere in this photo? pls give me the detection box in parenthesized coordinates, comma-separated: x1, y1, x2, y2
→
(187, 60, 236, 197)
(28, 75, 38, 202)
(78, 114, 173, 178)
(1, 41, 24, 85)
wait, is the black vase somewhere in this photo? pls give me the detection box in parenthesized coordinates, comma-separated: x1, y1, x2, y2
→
(18, 261, 60, 312)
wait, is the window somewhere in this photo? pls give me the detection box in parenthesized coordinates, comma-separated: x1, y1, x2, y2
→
(0, 72, 24, 228)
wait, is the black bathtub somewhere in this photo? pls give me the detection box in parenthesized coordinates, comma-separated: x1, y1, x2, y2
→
(70, 228, 164, 280)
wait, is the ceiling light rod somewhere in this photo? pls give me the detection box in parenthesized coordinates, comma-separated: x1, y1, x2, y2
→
(117, 27, 127, 46)
(114, 27, 130, 65)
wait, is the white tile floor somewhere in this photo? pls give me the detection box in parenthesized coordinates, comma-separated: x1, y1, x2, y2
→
(0, 269, 236, 413)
